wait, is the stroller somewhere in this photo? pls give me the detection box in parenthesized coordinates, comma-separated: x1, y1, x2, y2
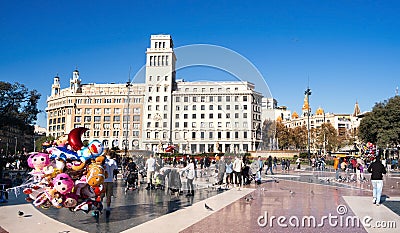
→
(167, 168, 182, 196)
(154, 172, 165, 190)
(125, 163, 139, 193)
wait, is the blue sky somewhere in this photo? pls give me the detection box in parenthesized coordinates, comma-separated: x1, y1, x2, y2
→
(1, 0, 399, 127)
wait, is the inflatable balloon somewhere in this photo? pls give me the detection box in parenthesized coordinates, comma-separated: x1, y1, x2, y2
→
(28, 152, 50, 172)
(19, 127, 108, 216)
(68, 127, 88, 151)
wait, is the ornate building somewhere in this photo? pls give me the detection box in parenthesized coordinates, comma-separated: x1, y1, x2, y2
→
(46, 35, 272, 153)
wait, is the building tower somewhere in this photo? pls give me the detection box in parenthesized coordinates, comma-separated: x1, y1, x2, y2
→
(142, 35, 177, 152)
(70, 69, 82, 94)
(51, 75, 60, 96)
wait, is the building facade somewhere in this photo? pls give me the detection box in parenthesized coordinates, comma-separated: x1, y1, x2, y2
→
(46, 35, 269, 154)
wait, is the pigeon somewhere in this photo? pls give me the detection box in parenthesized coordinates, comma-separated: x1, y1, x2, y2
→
(311, 190, 314, 195)
(244, 194, 254, 201)
(260, 187, 265, 191)
(205, 203, 213, 211)
(289, 190, 295, 195)
(18, 211, 24, 216)
(274, 179, 279, 183)
(391, 186, 394, 189)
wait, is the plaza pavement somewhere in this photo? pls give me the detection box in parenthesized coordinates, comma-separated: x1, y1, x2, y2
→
(1, 167, 400, 233)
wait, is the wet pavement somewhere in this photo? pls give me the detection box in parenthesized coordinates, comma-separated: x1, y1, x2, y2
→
(1, 167, 400, 233)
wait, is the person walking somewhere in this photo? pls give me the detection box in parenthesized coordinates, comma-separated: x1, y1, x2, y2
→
(103, 150, 118, 214)
(265, 156, 274, 175)
(232, 156, 244, 190)
(181, 157, 195, 196)
(367, 154, 387, 206)
(145, 154, 157, 190)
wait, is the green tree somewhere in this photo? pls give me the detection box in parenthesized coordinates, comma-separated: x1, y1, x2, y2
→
(0, 81, 41, 130)
(358, 96, 400, 147)
(290, 125, 308, 150)
(315, 123, 339, 152)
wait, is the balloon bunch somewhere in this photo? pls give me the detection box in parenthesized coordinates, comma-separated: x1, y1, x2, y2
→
(23, 127, 107, 214)
(362, 142, 376, 158)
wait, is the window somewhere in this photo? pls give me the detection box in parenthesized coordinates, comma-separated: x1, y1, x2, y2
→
(201, 132, 205, 139)
(176, 114, 179, 119)
(175, 122, 179, 128)
(209, 113, 213, 119)
(243, 113, 247, 118)
(201, 96, 205, 102)
(209, 132, 213, 139)
(184, 114, 188, 119)
(164, 96, 168, 102)
(244, 132, 247, 138)
(192, 122, 196, 128)
(218, 105, 222, 110)
(192, 132, 196, 139)
(176, 97, 180, 102)
(235, 105, 239, 110)
(193, 97, 197, 102)
(209, 96, 214, 102)
(218, 113, 222, 119)
(133, 123, 140, 129)
(218, 96, 222, 102)
(75, 116, 81, 122)
(201, 114, 205, 119)
(85, 108, 92, 114)
(104, 116, 111, 121)
(114, 108, 121, 114)
(184, 105, 188, 110)
(133, 115, 140, 121)
(226, 105, 230, 110)
(243, 105, 248, 110)
(243, 96, 248, 101)
(209, 105, 213, 110)
(113, 123, 120, 129)
(201, 105, 205, 110)
(94, 116, 101, 122)
(227, 132, 230, 139)
(103, 123, 110, 129)
(84, 116, 91, 122)
(95, 108, 101, 114)
(184, 97, 188, 102)
(192, 114, 197, 119)
(226, 96, 230, 102)
(235, 132, 239, 139)
(192, 105, 196, 110)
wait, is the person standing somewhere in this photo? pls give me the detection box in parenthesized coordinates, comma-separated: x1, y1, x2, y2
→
(333, 156, 340, 180)
(216, 155, 226, 185)
(367, 154, 387, 206)
(225, 160, 233, 188)
(232, 156, 244, 190)
(181, 157, 195, 196)
(103, 151, 118, 214)
(145, 154, 157, 190)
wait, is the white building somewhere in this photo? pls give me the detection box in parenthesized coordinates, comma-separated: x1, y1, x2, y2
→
(46, 34, 281, 154)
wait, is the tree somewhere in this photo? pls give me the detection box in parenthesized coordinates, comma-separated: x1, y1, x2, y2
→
(315, 123, 339, 152)
(275, 121, 290, 149)
(261, 119, 276, 150)
(358, 96, 400, 147)
(290, 125, 308, 150)
(0, 81, 41, 130)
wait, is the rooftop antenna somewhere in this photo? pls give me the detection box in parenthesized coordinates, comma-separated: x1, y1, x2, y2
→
(396, 86, 398, 96)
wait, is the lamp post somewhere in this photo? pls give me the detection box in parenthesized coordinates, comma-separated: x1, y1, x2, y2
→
(304, 87, 312, 161)
(125, 78, 132, 158)
(14, 137, 18, 155)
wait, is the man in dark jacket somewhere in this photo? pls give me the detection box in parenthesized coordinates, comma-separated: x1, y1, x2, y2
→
(367, 155, 387, 206)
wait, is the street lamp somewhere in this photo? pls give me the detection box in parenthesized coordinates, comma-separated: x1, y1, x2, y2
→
(304, 87, 312, 161)
(125, 78, 133, 158)
(14, 137, 18, 155)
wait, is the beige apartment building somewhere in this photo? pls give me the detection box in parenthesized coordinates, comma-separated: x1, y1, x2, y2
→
(46, 35, 268, 153)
